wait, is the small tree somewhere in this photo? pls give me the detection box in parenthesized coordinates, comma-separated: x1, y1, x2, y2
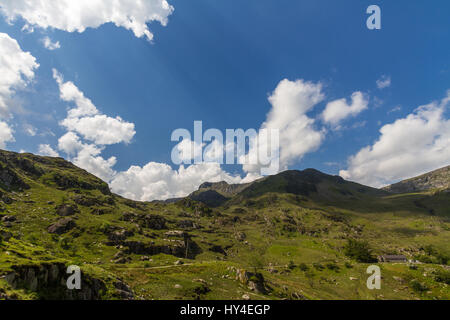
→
(248, 253, 265, 274)
(343, 239, 377, 263)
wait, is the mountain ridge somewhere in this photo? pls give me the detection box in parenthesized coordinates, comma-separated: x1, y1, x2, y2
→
(383, 165, 450, 194)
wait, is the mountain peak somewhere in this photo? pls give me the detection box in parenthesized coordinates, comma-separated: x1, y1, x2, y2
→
(384, 165, 450, 193)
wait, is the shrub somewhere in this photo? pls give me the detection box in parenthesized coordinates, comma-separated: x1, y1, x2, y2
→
(288, 260, 296, 270)
(343, 239, 377, 263)
(409, 279, 428, 292)
(344, 262, 353, 269)
(299, 263, 309, 271)
(313, 263, 325, 271)
(434, 269, 450, 285)
(326, 262, 340, 272)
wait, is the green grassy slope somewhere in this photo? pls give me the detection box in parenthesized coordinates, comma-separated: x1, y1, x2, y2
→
(0, 150, 449, 300)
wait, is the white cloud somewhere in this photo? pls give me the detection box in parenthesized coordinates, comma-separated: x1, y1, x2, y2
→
(61, 115, 135, 145)
(41, 36, 60, 50)
(0, 0, 174, 41)
(340, 91, 450, 187)
(53, 69, 136, 145)
(57, 131, 116, 181)
(53, 72, 134, 181)
(0, 120, 14, 148)
(321, 91, 368, 126)
(38, 144, 59, 157)
(376, 75, 391, 89)
(0, 32, 39, 149)
(243, 79, 325, 174)
(0, 32, 39, 117)
(110, 162, 250, 201)
(23, 123, 37, 136)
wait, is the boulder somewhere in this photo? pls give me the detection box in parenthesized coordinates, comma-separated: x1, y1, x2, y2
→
(177, 220, 198, 229)
(55, 204, 79, 216)
(47, 218, 76, 234)
(1, 215, 17, 223)
(108, 229, 134, 242)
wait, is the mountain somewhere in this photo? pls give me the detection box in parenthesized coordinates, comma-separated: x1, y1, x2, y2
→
(187, 181, 253, 207)
(0, 149, 449, 300)
(189, 169, 389, 209)
(384, 165, 450, 193)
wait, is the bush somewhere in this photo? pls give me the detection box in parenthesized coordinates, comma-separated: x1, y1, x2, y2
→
(344, 262, 353, 269)
(434, 269, 450, 285)
(343, 239, 377, 263)
(326, 262, 340, 272)
(299, 263, 309, 271)
(409, 279, 428, 292)
(313, 263, 325, 271)
(288, 260, 296, 270)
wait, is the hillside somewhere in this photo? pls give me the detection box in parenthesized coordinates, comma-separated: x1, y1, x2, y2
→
(0, 149, 449, 300)
(384, 166, 450, 193)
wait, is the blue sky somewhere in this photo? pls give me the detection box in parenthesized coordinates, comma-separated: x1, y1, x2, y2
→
(0, 0, 449, 200)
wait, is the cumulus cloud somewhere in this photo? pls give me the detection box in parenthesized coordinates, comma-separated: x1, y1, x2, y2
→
(41, 36, 60, 50)
(38, 144, 59, 157)
(243, 79, 325, 174)
(0, 32, 39, 148)
(321, 92, 368, 126)
(58, 132, 117, 181)
(0, 121, 14, 148)
(110, 162, 248, 201)
(0, 32, 39, 117)
(52, 72, 135, 181)
(0, 0, 174, 41)
(53, 69, 136, 145)
(340, 91, 450, 187)
(376, 75, 391, 89)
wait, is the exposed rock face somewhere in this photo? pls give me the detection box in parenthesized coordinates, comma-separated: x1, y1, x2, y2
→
(48, 218, 76, 234)
(0, 229, 13, 241)
(55, 204, 79, 216)
(1, 215, 17, 223)
(384, 165, 450, 193)
(0, 166, 29, 191)
(90, 207, 114, 215)
(108, 229, 134, 242)
(121, 213, 167, 230)
(114, 281, 134, 300)
(234, 269, 268, 294)
(73, 195, 98, 207)
(197, 181, 253, 197)
(177, 220, 199, 229)
(4, 263, 109, 300)
(122, 235, 201, 259)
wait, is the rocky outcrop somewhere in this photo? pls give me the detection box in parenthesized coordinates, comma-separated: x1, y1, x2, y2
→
(4, 263, 109, 300)
(384, 165, 450, 193)
(48, 218, 76, 234)
(177, 219, 199, 229)
(107, 229, 134, 242)
(121, 213, 167, 230)
(122, 233, 201, 259)
(234, 268, 268, 294)
(55, 204, 79, 216)
(0, 165, 29, 191)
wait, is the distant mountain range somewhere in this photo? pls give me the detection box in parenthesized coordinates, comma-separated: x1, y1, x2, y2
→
(188, 166, 449, 208)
